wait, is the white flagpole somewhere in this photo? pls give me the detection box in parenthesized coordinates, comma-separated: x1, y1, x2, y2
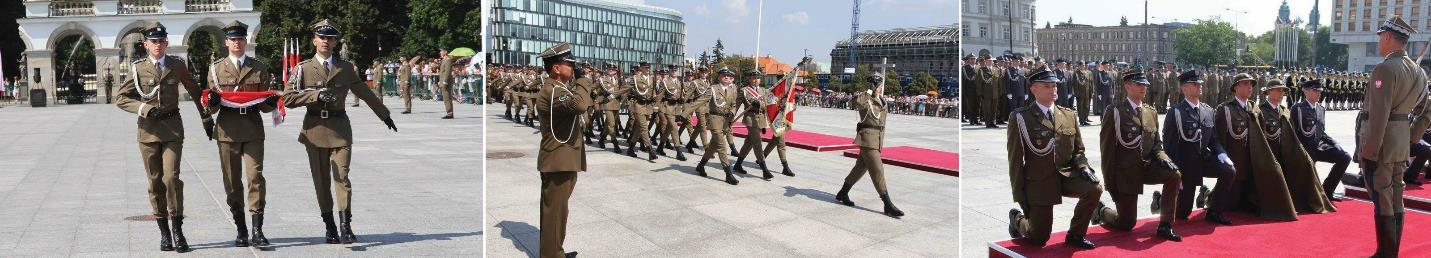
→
(754, 0, 764, 67)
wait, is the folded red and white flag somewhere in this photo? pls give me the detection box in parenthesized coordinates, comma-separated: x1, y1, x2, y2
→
(201, 89, 286, 126)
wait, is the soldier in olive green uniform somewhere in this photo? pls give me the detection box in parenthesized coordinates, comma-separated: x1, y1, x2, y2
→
(685, 67, 712, 153)
(1004, 67, 1102, 249)
(834, 72, 905, 218)
(625, 62, 657, 160)
(204, 21, 274, 247)
(398, 56, 418, 114)
(980, 55, 1001, 128)
(1358, 16, 1426, 257)
(696, 67, 742, 185)
(439, 49, 455, 119)
(1093, 70, 1183, 242)
(115, 21, 207, 253)
(734, 70, 774, 179)
(593, 63, 625, 152)
(533, 43, 589, 258)
(282, 20, 399, 245)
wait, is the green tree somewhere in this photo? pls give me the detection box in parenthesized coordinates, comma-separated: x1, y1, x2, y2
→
(853, 64, 873, 91)
(1120, 16, 1129, 26)
(698, 51, 710, 68)
(1173, 19, 1242, 67)
(883, 68, 902, 95)
(712, 39, 726, 64)
(914, 72, 939, 95)
(184, 31, 222, 88)
(1313, 27, 1348, 70)
(53, 35, 95, 80)
(400, 0, 481, 59)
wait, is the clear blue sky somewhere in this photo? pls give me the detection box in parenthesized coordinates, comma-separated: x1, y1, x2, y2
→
(1037, 0, 1329, 36)
(642, 0, 957, 69)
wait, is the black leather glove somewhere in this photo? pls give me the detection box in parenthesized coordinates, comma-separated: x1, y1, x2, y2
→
(264, 95, 279, 107)
(1080, 167, 1100, 184)
(317, 88, 337, 102)
(1158, 158, 1180, 171)
(207, 90, 222, 107)
(382, 117, 397, 132)
(145, 107, 161, 118)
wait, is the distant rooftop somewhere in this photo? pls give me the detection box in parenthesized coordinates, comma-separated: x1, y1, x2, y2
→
(835, 24, 959, 47)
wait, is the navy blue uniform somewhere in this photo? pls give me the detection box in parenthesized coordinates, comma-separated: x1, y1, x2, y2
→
(1162, 99, 1236, 219)
(1290, 100, 1353, 195)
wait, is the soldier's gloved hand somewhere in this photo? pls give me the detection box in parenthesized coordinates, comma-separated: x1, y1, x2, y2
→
(1159, 158, 1180, 171)
(264, 95, 280, 107)
(202, 117, 216, 141)
(382, 116, 398, 132)
(1217, 153, 1233, 166)
(1007, 94, 1012, 100)
(145, 107, 161, 118)
(317, 88, 338, 102)
(207, 90, 222, 107)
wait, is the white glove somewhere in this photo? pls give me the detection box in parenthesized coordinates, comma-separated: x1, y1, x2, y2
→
(1007, 94, 1013, 100)
(1218, 153, 1233, 166)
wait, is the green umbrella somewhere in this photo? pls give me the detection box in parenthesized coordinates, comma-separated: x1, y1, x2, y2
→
(449, 47, 477, 57)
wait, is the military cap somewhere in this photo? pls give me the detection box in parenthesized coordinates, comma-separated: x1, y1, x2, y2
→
(311, 19, 340, 37)
(638, 59, 650, 68)
(1378, 15, 1417, 40)
(142, 21, 168, 40)
(1301, 78, 1324, 90)
(603, 61, 617, 70)
(1027, 65, 1061, 84)
(717, 66, 735, 76)
(1231, 73, 1256, 89)
(1120, 70, 1151, 85)
(867, 72, 885, 85)
(1261, 79, 1288, 92)
(697, 66, 709, 72)
(1178, 70, 1204, 84)
(538, 43, 576, 66)
(220, 20, 248, 38)
(746, 69, 762, 77)
(964, 54, 976, 60)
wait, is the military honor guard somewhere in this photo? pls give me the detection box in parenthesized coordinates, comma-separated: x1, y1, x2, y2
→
(695, 67, 742, 185)
(734, 69, 774, 179)
(1357, 16, 1426, 258)
(625, 62, 657, 160)
(281, 19, 398, 245)
(1216, 73, 1299, 222)
(438, 49, 456, 119)
(1093, 69, 1182, 241)
(533, 43, 589, 258)
(115, 21, 208, 253)
(1256, 80, 1338, 214)
(204, 20, 275, 247)
(834, 73, 905, 219)
(1163, 70, 1238, 223)
(1004, 66, 1102, 249)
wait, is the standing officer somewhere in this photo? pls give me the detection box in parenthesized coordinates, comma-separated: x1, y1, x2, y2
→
(1164, 70, 1237, 222)
(1006, 59, 1028, 115)
(963, 54, 981, 125)
(439, 49, 455, 119)
(734, 69, 773, 179)
(1094, 69, 1182, 241)
(980, 55, 1001, 128)
(695, 67, 741, 185)
(281, 19, 398, 245)
(205, 20, 274, 247)
(1095, 61, 1116, 116)
(834, 72, 905, 218)
(533, 43, 589, 258)
(1075, 62, 1094, 125)
(1290, 78, 1350, 201)
(1358, 16, 1425, 257)
(1054, 59, 1073, 108)
(398, 56, 418, 114)
(1004, 66, 1102, 249)
(115, 21, 209, 253)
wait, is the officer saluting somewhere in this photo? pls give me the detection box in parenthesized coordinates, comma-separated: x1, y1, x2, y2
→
(1093, 69, 1183, 242)
(1005, 66, 1102, 249)
(204, 20, 275, 247)
(533, 43, 590, 258)
(115, 21, 209, 253)
(281, 19, 398, 245)
(1358, 15, 1426, 258)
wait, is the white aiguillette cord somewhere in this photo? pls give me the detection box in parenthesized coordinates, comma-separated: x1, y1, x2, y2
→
(550, 80, 577, 145)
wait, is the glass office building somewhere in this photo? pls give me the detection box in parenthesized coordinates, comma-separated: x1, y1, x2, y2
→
(829, 25, 960, 77)
(489, 0, 685, 72)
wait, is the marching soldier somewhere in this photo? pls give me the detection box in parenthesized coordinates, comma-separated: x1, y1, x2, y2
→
(204, 20, 274, 247)
(695, 67, 742, 185)
(761, 71, 798, 177)
(533, 43, 590, 258)
(115, 21, 208, 253)
(1094, 69, 1182, 241)
(1164, 70, 1237, 222)
(684, 67, 712, 153)
(1004, 67, 1102, 249)
(439, 49, 455, 119)
(1358, 16, 1425, 257)
(625, 61, 657, 160)
(734, 69, 774, 179)
(281, 19, 399, 245)
(1290, 78, 1351, 201)
(593, 63, 624, 152)
(835, 72, 905, 218)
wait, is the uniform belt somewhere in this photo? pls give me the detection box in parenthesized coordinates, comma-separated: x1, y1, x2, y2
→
(858, 124, 884, 130)
(148, 109, 180, 120)
(220, 106, 255, 114)
(306, 110, 347, 118)
(1391, 113, 1412, 121)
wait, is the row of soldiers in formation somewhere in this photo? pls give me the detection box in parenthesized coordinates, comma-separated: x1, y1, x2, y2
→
(115, 20, 400, 253)
(504, 43, 903, 258)
(1002, 16, 1425, 256)
(961, 54, 1373, 128)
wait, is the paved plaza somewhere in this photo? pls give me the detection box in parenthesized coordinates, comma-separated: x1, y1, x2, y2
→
(0, 97, 482, 257)
(960, 109, 1367, 258)
(484, 105, 958, 257)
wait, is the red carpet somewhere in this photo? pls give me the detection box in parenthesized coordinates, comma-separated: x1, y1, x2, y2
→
(842, 146, 959, 176)
(989, 200, 1431, 257)
(1346, 173, 1431, 211)
(728, 127, 860, 152)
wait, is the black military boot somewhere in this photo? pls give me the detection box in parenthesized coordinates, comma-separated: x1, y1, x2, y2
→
(835, 182, 855, 206)
(251, 214, 270, 247)
(723, 166, 739, 185)
(646, 146, 658, 161)
(625, 141, 637, 157)
(233, 211, 250, 247)
(172, 217, 191, 253)
(339, 210, 357, 244)
(732, 156, 748, 174)
(780, 163, 794, 177)
(611, 139, 623, 153)
(695, 160, 709, 177)
(1008, 208, 1025, 239)
(1064, 234, 1096, 249)
(1372, 215, 1391, 257)
(880, 194, 904, 218)
(685, 138, 698, 154)
(675, 148, 687, 161)
(1156, 222, 1182, 241)
(322, 212, 340, 244)
(596, 134, 606, 149)
(759, 161, 773, 180)
(157, 218, 174, 251)
(1195, 186, 1210, 208)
